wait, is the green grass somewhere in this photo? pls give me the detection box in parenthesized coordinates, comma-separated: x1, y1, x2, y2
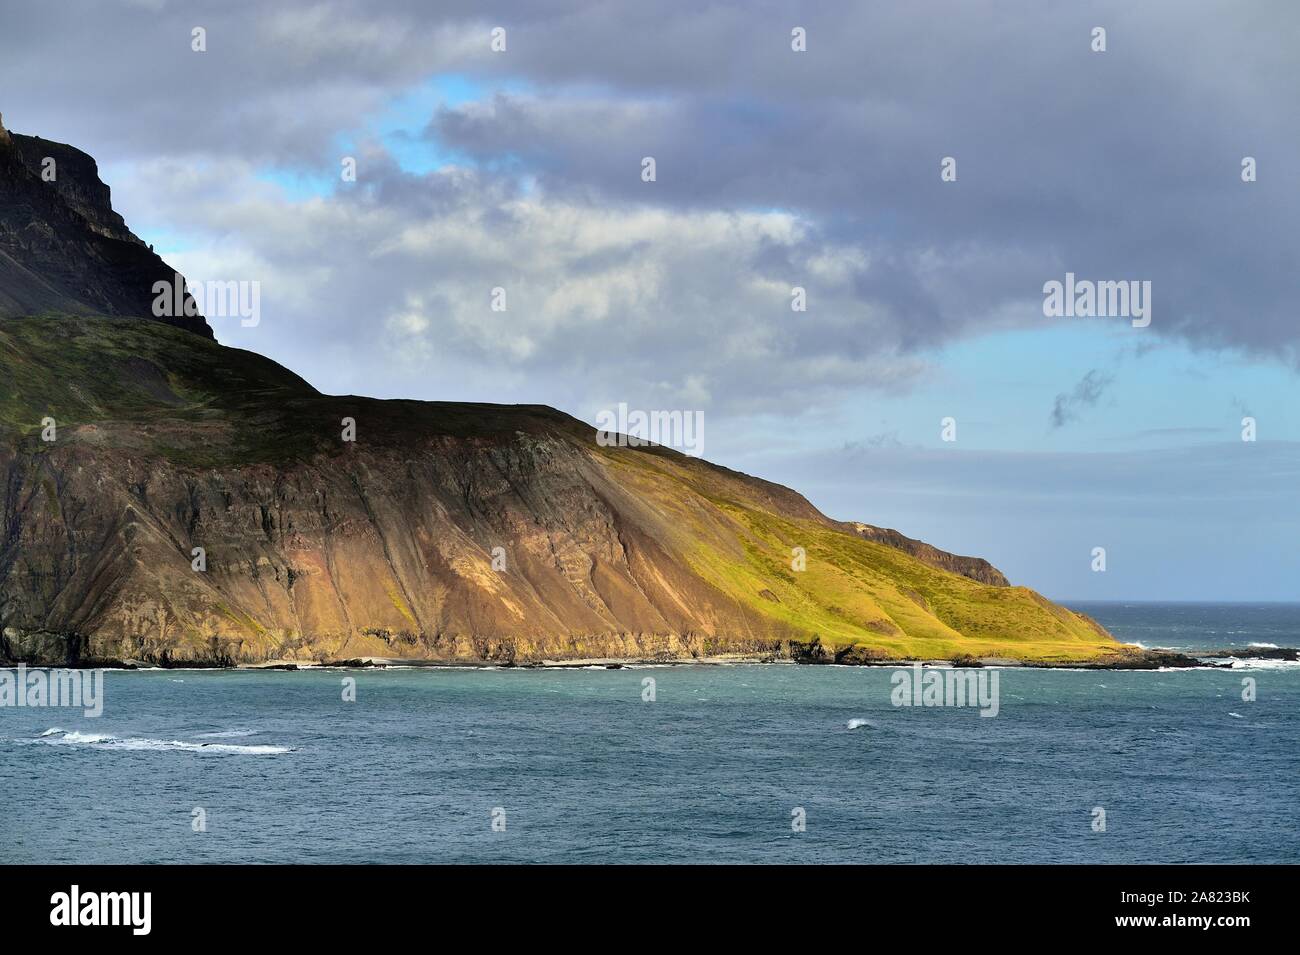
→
(599, 447, 1119, 662)
(0, 315, 587, 466)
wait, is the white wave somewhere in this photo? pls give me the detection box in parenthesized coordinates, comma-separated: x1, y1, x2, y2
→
(1228, 658, 1300, 670)
(1248, 642, 1279, 649)
(847, 718, 874, 730)
(194, 729, 258, 738)
(1228, 712, 1245, 719)
(25, 729, 289, 754)
(42, 730, 114, 744)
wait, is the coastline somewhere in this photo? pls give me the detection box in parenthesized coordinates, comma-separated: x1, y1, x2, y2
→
(11, 646, 1294, 673)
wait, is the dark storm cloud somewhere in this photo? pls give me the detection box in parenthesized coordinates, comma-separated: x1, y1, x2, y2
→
(425, 1, 1300, 361)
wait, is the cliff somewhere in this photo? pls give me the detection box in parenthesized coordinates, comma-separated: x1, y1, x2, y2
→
(0, 316, 1118, 666)
(0, 113, 211, 335)
(841, 522, 1010, 588)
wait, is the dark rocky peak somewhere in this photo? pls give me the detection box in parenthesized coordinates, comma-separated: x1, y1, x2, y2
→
(0, 113, 213, 337)
(9, 127, 140, 245)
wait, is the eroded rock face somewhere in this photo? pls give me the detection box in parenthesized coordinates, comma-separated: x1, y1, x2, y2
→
(0, 428, 786, 665)
(0, 115, 211, 335)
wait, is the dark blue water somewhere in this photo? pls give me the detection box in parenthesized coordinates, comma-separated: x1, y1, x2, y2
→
(3, 603, 1298, 863)
(1070, 601, 1300, 653)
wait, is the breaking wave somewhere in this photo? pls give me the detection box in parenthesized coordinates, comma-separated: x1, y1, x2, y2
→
(23, 729, 290, 754)
(1226, 658, 1300, 670)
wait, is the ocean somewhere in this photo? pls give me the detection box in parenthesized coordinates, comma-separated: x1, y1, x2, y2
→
(2, 602, 1297, 864)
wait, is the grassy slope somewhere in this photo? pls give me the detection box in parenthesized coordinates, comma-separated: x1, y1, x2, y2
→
(0, 315, 582, 462)
(1, 315, 1122, 662)
(0, 313, 315, 460)
(600, 449, 1117, 662)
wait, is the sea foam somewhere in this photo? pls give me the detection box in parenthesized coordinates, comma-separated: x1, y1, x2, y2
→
(24, 729, 290, 754)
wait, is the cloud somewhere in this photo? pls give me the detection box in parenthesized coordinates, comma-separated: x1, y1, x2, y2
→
(3, 0, 1297, 381)
(1051, 369, 1115, 428)
(843, 432, 904, 453)
(114, 152, 929, 415)
(417, 2, 1300, 363)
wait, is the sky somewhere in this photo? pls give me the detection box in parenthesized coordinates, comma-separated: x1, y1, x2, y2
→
(2, 0, 1298, 602)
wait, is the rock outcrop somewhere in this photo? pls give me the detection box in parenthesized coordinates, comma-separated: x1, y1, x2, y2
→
(841, 522, 1010, 587)
(0, 113, 211, 335)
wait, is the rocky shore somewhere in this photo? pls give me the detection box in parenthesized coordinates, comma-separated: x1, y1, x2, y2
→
(1202, 647, 1299, 662)
(6, 643, 1284, 672)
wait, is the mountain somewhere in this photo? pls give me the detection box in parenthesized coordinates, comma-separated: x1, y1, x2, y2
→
(0, 113, 210, 336)
(0, 315, 1122, 667)
(0, 124, 1126, 668)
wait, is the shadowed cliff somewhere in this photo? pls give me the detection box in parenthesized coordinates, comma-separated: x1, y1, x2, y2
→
(0, 113, 211, 336)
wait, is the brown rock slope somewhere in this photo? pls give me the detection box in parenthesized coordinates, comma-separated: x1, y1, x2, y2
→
(0, 316, 1119, 666)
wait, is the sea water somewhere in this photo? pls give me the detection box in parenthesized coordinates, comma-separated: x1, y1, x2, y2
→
(1, 602, 1296, 863)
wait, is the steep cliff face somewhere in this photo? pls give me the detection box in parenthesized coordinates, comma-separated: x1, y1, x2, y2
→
(0, 113, 211, 335)
(0, 317, 1118, 666)
(841, 522, 1010, 587)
